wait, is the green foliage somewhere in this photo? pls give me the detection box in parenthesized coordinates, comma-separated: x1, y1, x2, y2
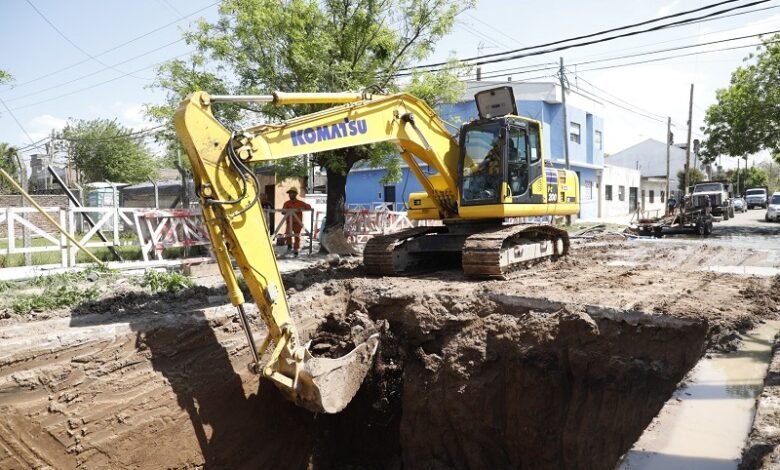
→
(0, 142, 20, 193)
(701, 34, 780, 164)
(12, 285, 99, 315)
(731, 165, 768, 195)
(0, 70, 12, 85)
(60, 118, 158, 184)
(677, 168, 705, 192)
(143, 270, 194, 293)
(148, 0, 472, 231)
(29, 271, 87, 288)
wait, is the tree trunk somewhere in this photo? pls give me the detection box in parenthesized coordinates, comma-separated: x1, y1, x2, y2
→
(325, 167, 348, 232)
(321, 162, 357, 255)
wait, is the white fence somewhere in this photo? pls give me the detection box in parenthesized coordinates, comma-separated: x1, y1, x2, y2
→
(1, 206, 420, 267)
(1, 206, 211, 267)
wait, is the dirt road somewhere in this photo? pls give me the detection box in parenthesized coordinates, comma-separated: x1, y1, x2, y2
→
(1, 220, 779, 469)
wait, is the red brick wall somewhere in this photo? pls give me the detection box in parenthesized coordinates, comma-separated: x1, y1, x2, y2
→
(0, 195, 70, 238)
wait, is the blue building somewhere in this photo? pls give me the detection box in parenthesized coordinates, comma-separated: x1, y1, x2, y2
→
(345, 81, 605, 218)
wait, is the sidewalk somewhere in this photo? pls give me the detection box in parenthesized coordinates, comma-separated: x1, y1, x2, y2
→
(575, 214, 634, 226)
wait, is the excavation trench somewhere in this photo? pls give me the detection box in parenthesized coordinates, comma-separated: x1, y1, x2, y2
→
(0, 285, 709, 470)
(281, 286, 709, 469)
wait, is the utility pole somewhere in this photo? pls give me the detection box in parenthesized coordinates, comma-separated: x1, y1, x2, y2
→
(559, 57, 571, 225)
(559, 57, 571, 171)
(737, 157, 741, 195)
(684, 83, 694, 194)
(665, 116, 671, 214)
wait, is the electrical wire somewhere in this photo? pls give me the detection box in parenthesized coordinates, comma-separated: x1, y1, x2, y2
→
(9, 1, 218, 90)
(4, 38, 186, 103)
(391, 0, 771, 76)
(24, 0, 148, 81)
(7, 50, 196, 111)
(0, 97, 43, 148)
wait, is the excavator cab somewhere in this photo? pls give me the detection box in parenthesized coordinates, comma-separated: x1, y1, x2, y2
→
(459, 118, 544, 206)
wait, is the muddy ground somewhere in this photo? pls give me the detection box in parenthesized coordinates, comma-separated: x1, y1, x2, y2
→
(2, 212, 780, 469)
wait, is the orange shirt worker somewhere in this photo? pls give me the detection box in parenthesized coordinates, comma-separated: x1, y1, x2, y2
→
(282, 187, 311, 256)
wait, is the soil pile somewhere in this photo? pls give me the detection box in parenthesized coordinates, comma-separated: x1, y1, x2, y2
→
(1, 237, 779, 469)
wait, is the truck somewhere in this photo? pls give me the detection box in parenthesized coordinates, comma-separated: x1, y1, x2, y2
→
(173, 86, 580, 413)
(745, 186, 769, 209)
(690, 181, 733, 220)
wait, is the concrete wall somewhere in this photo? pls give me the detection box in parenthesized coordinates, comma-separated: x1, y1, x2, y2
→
(0, 195, 70, 237)
(641, 179, 668, 214)
(575, 167, 599, 219)
(600, 165, 641, 218)
(346, 165, 431, 210)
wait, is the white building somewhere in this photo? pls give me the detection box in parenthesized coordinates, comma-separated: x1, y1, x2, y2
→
(599, 165, 641, 219)
(606, 139, 707, 215)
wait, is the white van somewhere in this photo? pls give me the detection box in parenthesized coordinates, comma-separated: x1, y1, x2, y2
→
(765, 192, 780, 222)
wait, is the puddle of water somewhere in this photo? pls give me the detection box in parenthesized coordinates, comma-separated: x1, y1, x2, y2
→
(617, 320, 780, 470)
(605, 260, 780, 277)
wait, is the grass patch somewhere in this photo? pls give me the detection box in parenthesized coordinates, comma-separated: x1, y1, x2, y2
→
(143, 270, 194, 294)
(11, 285, 99, 315)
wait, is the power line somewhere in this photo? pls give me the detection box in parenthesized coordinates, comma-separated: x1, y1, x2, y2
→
(8, 50, 197, 111)
(60, 125, 165, 143)
(572, 75, 667, 123)
(4, 38, 185, 103)
(0, 98, 42, 148)
(574, 36, 780, 74)
(9, 1, 218, 90)
(451, 27, 780, 85)
(570, 3, 780, 63)
(392, 0, 770, 76)
(24, 0, 147, 82)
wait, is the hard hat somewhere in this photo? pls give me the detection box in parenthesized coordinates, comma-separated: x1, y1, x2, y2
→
(286, 187, 299, 194)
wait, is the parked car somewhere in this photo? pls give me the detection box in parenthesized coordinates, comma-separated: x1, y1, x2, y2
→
(732, 197, 747, 213)
(746, 187, 769, 209)
(765, 192, 780, 222)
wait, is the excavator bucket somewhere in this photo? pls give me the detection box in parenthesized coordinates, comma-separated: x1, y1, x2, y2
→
(274, 334, 380, 413)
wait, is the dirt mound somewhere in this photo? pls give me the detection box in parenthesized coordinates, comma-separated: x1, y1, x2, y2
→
(2, 237, 779, 469)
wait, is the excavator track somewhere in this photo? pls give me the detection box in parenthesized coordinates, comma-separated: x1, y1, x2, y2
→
(363, 226, 445, 275)
(462, 224, 569, 279)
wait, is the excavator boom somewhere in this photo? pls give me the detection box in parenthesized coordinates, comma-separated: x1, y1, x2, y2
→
(175, 91, 379, 413)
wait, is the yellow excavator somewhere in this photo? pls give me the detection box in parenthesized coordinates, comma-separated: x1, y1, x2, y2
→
(174, 87, 579, 413)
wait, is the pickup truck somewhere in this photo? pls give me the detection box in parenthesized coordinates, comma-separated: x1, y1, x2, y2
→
(691, 182, 733, 220)
(745, 187, 769, 209)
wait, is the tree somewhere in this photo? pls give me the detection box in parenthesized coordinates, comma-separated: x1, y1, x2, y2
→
(148, 0, 470, 252)
(731, 165, 768, 195)
(0, 143, 20, 193)
(0, 70, 12, 85)
(677, 168, 704, 192)
(60, 119, 158, 184)
(700, 34, 780, 164)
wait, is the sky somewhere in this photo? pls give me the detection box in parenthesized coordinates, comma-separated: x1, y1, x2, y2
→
(1, 0, 778, 170)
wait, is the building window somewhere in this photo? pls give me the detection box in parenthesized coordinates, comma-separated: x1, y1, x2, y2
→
(661, 191, 666, 203)
(605, 185, 613, 201)
(595, 130, 603, 150)
(618, 185, 625, 202)
(582, 180, 593, 201)
(569, 122, 581, 144)
(649, 190, 655, 203)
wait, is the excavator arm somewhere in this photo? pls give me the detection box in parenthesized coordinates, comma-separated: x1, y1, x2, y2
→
(174, 90, 469, 413)
(181, 91, 462, 217)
